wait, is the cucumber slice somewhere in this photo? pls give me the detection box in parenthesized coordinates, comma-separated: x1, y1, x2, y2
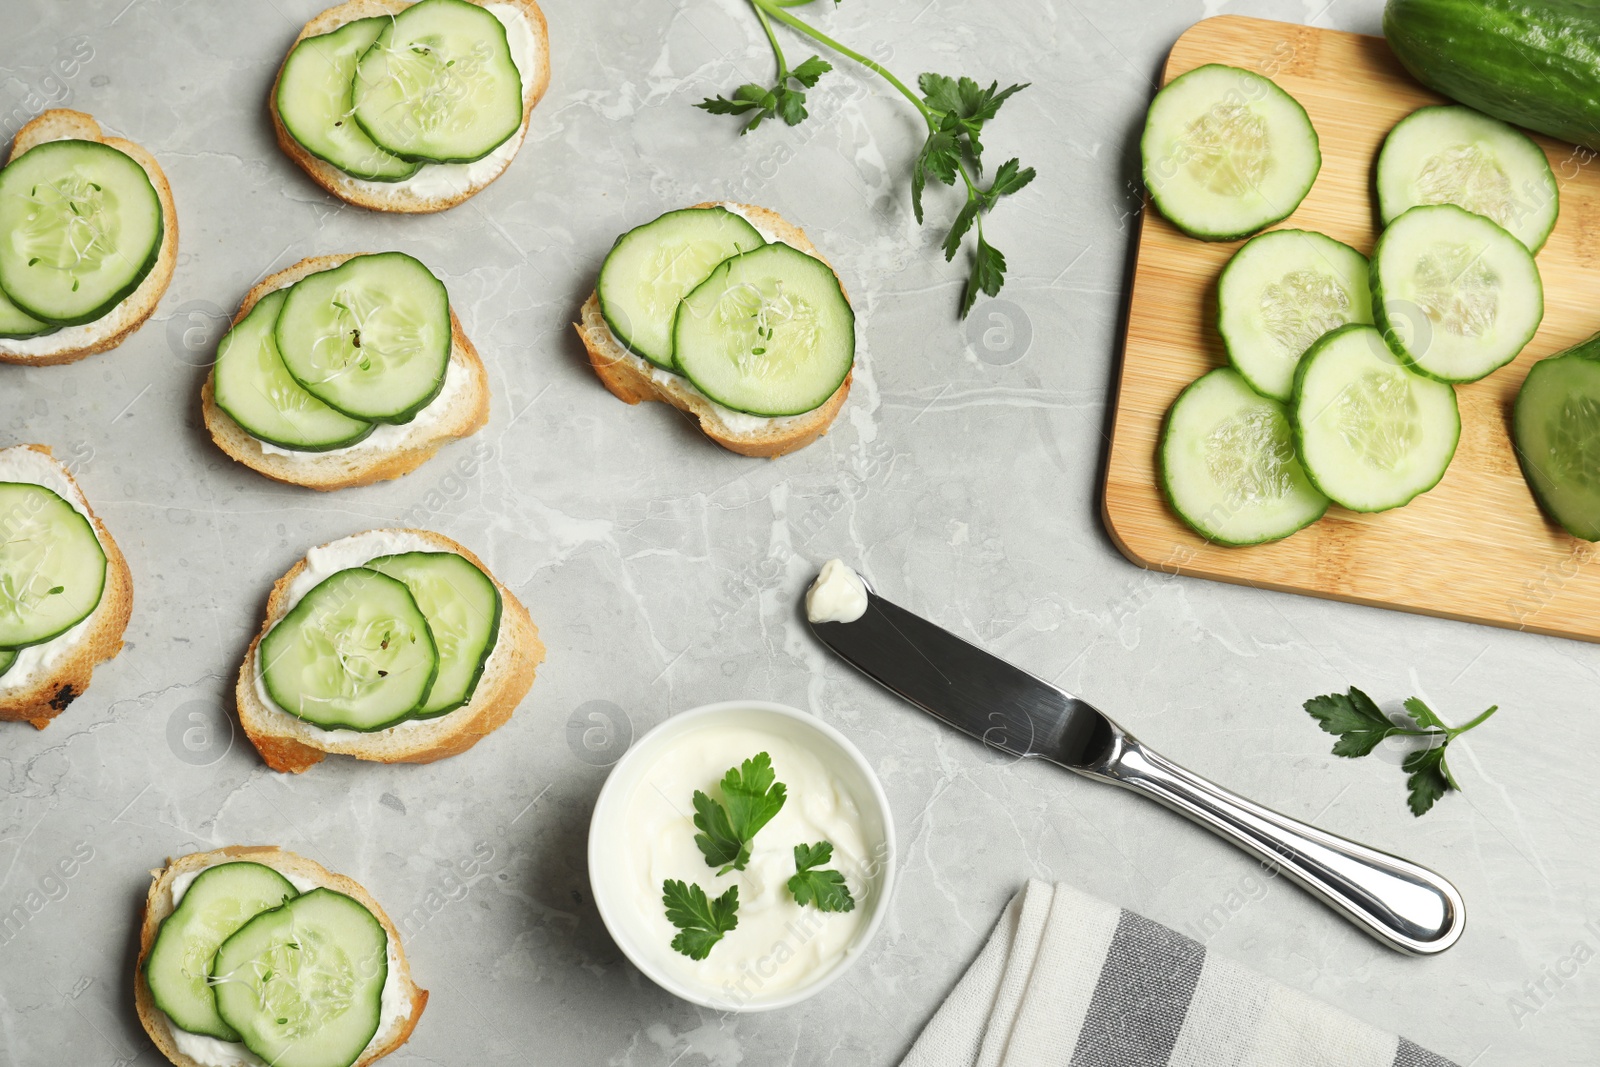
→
(1141, 64, 1321, 241)
(598, 207, 766, 370)
(260, 567, 439, 731)
(1160, 368, 1328, 545)
(1377, 105, 1558, 253)
(274, 252, 451, 424)
(0, 483, 107, 647)
(1371, 203, 1543, 383)
(1291, 324, 1460, 512)
(672, 242, 854, 416)
(276, 18, 422, 183)
(0, 649, 14, 678)
(213, 289, 376, 452)
(1513, 336, 1600, 541)
(364, 551, 501, 717)
(352, 0, 524, 164)
(0, 139, 163, 325)
(0, 287, 54, 339)
(212, 888, 388, 1067)
(1217, 229, 1373, 402)
(144, 863, 299, 1042)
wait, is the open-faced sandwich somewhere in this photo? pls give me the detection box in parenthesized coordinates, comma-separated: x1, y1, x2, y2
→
(0, 109, 177, 365)
(575, 202, 856, 458)
(136, 846, 426, 1067)
(201, 252, 489, 491)
(272, 0, 550, 213)
(0, 444, 132, 728)
(237, 528, 542, 772)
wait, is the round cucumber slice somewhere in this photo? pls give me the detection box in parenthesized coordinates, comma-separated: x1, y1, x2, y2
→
(0, 139, 163, 325)
(364, 551, 501, 717)
(276, 17, 422, 183)
(0, 483, 107, 648)
(0, 649, 14, 678)
(260, 567, 439, 732)
(213, 289, 376, 452)
(1372, 203, 1543, 383)
(1218, 229, 1373, 402)
(1141, 63, 1321, 241)
(351, 0, 524, 164)
(212, 888, 388, 1067)
(274, 252, 452, 424)
(672, 242, 854, 416)
(0, 286, 54, 339)
(1291, 324, 1460, 512)
(145, 863, 299, 1042)
(598, 207, 766, 370)
(1513, 336, 1600, 541)
(1377, 105, 1559, 253)
(1160, 367, 1328, 545)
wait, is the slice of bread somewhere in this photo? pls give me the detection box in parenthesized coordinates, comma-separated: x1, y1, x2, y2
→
(573, 201, 853, 459)
(135, 845, 428, 1067)
(236, 528, 543, 772)
(0, 109, 179, 366)
(272, 0, 551, 214)
(201, 253, 490, 491)
(0, 444, 133, 729)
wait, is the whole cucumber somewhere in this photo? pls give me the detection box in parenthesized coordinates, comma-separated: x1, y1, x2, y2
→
(1384, 0, 1600, 152)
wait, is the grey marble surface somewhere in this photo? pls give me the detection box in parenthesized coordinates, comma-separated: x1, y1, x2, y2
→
(2, 0, 1596, 1064)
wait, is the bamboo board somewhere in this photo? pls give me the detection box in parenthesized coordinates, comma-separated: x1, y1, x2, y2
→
(1103, 14, 1600, 643)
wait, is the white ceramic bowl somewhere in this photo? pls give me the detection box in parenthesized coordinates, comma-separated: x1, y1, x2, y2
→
(588, 700, 896, 1011)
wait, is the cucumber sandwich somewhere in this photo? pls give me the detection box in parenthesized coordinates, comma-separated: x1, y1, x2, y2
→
(0, 109, 177, 365)
(136, 846, 427, 1067)
(575, 202, 856, 458)
(202, 252, 490, 491)
(235, 528, 543, 773)
(272, 0, 550, 213)
(0, 444, 132, 729)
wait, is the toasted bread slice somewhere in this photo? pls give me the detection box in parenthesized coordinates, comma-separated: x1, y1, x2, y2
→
(201, 253, 490, 491)
(0, 110, 178, 366)
(573, 201, 853, 459)
(0, 444, 133, 729)
(135, 845, 427, 1067)
(236, 528, 542, 772)
(271, 0, 550, 214)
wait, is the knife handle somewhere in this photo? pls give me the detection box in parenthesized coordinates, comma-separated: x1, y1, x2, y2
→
(1077, 731, 1465, 955)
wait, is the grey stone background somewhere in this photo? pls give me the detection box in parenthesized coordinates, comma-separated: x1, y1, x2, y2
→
(3, 0, 1596, 1064)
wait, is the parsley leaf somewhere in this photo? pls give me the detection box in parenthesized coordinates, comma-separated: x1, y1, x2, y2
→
(662, 879, 739, 960)
(696, 52, 833, 134)
(693, 752, 787, 874)
(1303, 686, 1396, 757)
(787, 841, 855, 912)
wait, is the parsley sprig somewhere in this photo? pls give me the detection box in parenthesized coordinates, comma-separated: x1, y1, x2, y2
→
(662, 879, 740, 960)
(1303, 687, 1499, 817)
(697, 0, 1035, 316)
(787, 841, 855, 912)
(693, 752, 788, 874)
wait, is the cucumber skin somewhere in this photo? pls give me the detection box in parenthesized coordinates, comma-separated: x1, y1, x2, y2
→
(1384, 0, 1600, 152)
(1513, 334, 1600, 541)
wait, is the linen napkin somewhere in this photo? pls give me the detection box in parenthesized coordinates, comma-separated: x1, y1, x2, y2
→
(901, 880, 1458, 1067)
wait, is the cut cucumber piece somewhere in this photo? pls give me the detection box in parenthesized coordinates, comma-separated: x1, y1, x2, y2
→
(672, 242, 854, 416)
(1160, 368, 1328, 545)
(1291, 324, 1460, 512)
(1371, 203, 1543, 383)
(598, 207, 766, 370)
(1377, 105, 1559, 253)
(212, 888, 388, 1067)
(1513, 335, 1600, 541)
(274, 252, 451, 424)
(277, 17, 422, 183)
(0, 649, 14, 678)
(364, 551, 501, 717)
(213, 288, 376, 452)
(1218, 229, 1373, 402)
(0, 139, 163, 325)
(352, 0, 524, 164)
(260, 567, 439, 731)
(0, 286, 54, 339)
(145, 863, 299, 1042)
(1141, 64, 1321, 241)
(0, 483, 107, 648)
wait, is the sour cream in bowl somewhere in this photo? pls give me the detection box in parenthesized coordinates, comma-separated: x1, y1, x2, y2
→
(588, 701, 895, 1012)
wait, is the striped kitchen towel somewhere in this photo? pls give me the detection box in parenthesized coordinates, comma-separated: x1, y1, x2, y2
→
(901, 880, 1458, 1067)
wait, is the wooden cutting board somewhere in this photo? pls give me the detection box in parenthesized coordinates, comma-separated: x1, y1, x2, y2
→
(1103, 14, 1600, 643)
